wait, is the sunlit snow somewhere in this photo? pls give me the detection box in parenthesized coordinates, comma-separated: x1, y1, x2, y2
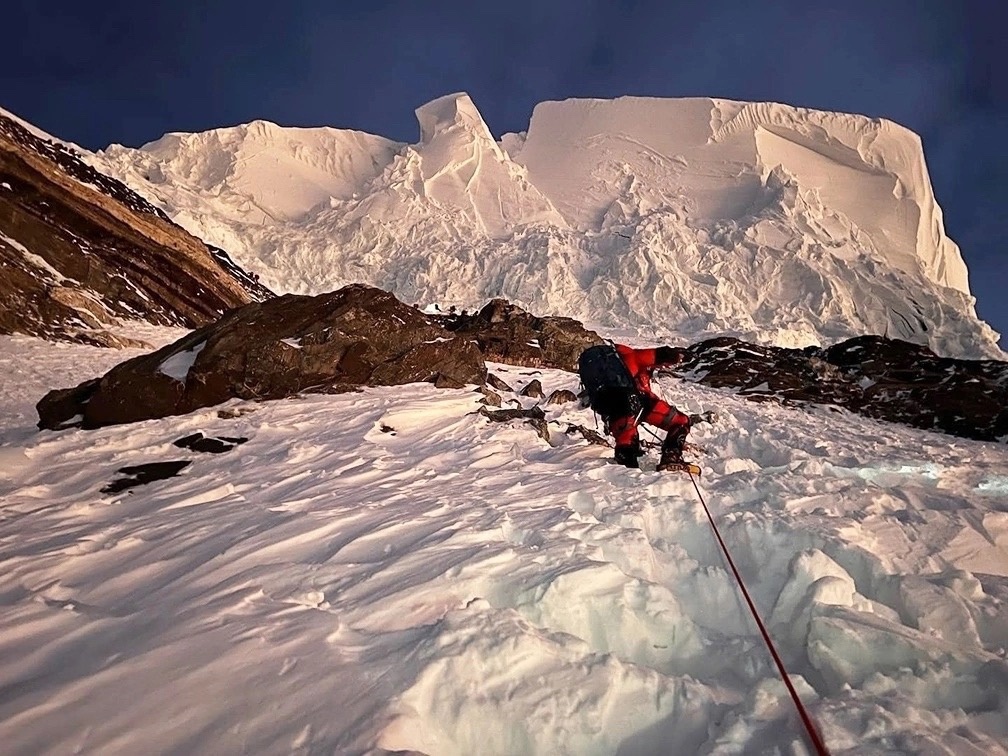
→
(91, 93, 1003, 359)
(1, 333, 1006, 754)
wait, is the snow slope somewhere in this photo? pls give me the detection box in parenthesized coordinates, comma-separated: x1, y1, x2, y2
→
(91, 94, 1002, 360)
(2, 334, 1007, 754)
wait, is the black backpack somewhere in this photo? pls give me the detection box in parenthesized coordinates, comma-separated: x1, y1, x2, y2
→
(578, 344, 642, 420)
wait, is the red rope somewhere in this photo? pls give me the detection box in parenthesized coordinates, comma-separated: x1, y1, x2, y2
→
(688, 473, 831, 756)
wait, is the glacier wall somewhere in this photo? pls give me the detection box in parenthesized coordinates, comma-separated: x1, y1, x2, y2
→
(514, 96, 968, 294)
(91, 93, 1000, 358)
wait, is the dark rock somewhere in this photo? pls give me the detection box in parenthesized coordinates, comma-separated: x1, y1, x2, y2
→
(528, 416, 551, 443)
(688, 411, 717, 426)
(479, 405, 546, 423)
(565, 424, 610, 446)
(441, 299, 603, 370)
(477, 387, 502, 407)
(673, 336, 1008, 443)
(36, 378, 100, 430)
(173, 432, 248, 454)
(546, 389, 579, 406)
(38, 284, 487, 429)
(519, 379, 544, 398)
(479, 404, 549, 443)
(486, 373, 513, 392)
(101, 461, 191, 494)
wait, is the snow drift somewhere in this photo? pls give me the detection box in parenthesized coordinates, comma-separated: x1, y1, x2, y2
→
(92, 93, 1001, 358)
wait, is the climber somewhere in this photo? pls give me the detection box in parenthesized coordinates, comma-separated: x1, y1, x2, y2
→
(578, 343, 694, 470)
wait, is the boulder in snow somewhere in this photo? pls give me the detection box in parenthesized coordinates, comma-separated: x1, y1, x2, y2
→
(439, 298, 603, 371)
(37, 284, 487, 429)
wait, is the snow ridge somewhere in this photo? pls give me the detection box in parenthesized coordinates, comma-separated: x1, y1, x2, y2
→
(90, 94, 1001, 359)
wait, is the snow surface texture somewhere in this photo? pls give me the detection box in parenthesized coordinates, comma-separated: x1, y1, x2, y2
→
(92, 93, 1001, 359)
(2, 334, 1007, 754)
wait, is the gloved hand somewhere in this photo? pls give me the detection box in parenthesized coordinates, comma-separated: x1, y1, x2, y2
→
(655, 346, 688, 366)
(688, 410, 717, 426)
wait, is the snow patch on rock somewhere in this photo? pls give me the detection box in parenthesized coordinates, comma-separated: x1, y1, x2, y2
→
(157, 340, 206, 382)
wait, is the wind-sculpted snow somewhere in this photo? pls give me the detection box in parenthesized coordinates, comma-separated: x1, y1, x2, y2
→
(718, 101, 966, 295)
(109, 119, 403, 223)
(91, 94, 1001, 359)
(518, 97, 968, 294)
(2, 335, 1007, 753)
(412, 93, 565, 235)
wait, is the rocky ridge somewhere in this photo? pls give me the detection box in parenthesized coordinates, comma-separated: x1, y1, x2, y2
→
(37, 285, 602, 430)
(675, 336, 1008, 442)
(0, 110, 271, 346)
(36, 284, 1007, 445)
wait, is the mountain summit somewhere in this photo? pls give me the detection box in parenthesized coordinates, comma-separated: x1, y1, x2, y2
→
(94, 94, 1000, 358)
(411, 92, 564, 235)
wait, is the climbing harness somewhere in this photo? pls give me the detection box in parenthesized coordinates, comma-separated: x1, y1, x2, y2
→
(686, 471, 831, 756)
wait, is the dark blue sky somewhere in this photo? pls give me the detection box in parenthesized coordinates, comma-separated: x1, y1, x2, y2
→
(3, 0, 1005, 346)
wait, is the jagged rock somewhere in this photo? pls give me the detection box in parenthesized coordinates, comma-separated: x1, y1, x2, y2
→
(519, 379, 544, 398)
(478, 405, 546, 423)
(0, 112, 271, 344)
(565, 424, 610, 446)
(546, 389, 578, 406)
(674, 336, 1008, 443)
(441, 298, 603, 370)
(477, 387, 502, 407)
(37, 284, 487, 429)
(527, 417, 551, 443)
(486, 373, 513, 392)
(479, 404, 550, 443)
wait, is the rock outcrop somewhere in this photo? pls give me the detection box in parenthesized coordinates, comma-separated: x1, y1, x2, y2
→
(676, 336, 1008, 442)
(36, 281, 1004, 444)
(439, 298, 603, 370)
(38, 285, 487, 429)
(0, 111, 271, 344)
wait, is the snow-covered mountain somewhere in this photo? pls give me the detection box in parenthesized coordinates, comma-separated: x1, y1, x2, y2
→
(3, 95, 1008, 755)
(93, 93, 1001, 359)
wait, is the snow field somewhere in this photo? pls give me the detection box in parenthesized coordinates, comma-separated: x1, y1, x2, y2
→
(1, 338, 1007, 753)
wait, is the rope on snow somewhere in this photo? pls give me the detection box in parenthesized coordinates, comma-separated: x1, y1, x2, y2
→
(686, 471, 831, 756)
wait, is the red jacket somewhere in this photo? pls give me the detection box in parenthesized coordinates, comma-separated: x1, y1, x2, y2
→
(615, 344, 684, 397)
